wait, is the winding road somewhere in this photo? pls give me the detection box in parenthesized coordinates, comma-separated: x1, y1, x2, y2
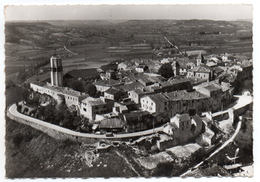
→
(180, 94, 252, 177)
(7, 95, 252, 140)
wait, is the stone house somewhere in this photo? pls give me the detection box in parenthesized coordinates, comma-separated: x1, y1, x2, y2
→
(187, 65, 214, 82)
(104, 88, 124, 101)
(80, 97, 108, 120)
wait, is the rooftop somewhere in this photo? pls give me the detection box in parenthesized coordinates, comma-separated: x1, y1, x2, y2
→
(175, 114, 190, 122)
(190, 65, 212, 73)
(93, 79, 123, 87)
(31, 82, 89, 98)
(99, 118, 126, 129)
(117, 81, 145, 92)
(204, 85, 222, 92)
(163, 90, 208, 101)
(64, 68, 99, 79)
(148, 93, 169, 103)
(183, 143, 202, 153)
(104, 87, 121, 95)
(81, 97, 106, 106)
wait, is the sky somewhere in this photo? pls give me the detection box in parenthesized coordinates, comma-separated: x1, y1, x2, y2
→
(4, 4, 253, 21)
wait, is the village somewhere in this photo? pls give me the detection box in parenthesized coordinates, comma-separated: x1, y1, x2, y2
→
(9, 45, 252, 176)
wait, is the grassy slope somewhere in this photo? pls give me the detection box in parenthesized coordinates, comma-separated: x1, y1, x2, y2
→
(5, 86, 137, 178)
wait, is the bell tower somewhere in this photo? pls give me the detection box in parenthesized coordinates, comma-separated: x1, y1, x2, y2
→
(50, 55, 63, 86)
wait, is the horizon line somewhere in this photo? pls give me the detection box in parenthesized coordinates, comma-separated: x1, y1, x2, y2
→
(5, 18, 253, 22)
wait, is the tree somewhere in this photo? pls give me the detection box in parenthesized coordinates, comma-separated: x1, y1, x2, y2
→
(158, 63, 174, 78)
(153, 162, 174, 177)
(85, 84, 97, 97)
(70, 80, 84, 92)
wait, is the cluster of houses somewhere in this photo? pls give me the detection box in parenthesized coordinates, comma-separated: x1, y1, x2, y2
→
(29, 52, 252, 143)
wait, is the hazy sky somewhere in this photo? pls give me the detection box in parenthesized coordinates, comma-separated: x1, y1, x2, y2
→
(5, 4, 253, 21)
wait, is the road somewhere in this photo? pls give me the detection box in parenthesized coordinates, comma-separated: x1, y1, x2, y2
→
(180, 94, 252, 177)
(8, 94, 252, 140)
(8, 104, 164, 139)
(212, 94, 253, 117)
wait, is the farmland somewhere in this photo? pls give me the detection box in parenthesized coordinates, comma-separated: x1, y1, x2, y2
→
(5, 20, 252, 78)
(4, 19, 253, 178)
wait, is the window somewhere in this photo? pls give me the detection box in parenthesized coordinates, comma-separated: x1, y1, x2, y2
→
(83, 108, 86, 112)
(151, 102, 153, 106)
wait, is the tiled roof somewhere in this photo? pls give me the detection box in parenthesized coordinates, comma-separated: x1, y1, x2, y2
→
(64, 68, 99, 79)
(191, 65, 212, 73)
(149, 93, 168, 103)
(204, 85, 221, 91)
(117, 81, 145, 92)
(105, 87, 121, 95)
(81, 97, 106, 105)
(31, 82, 89, 98)
(183, 143, 202, 153)
(93, 79, 123, 87)
(163, 90, 208, 101)
(178, 114, 190, 122)
(192, 115, 203, 125)
(99, 118, 126, 129)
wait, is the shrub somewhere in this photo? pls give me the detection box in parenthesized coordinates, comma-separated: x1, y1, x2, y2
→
(12, 133, 24, 147)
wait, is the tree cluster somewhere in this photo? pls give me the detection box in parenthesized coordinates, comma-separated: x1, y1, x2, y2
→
(158, 63, 174, 78)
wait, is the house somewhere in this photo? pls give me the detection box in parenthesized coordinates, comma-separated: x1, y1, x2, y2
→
(141, 90, 210, 118)
(128, 88, 154, 104)
(135, 65, 148, 73)
(187, 65, 214, 81)
(104, 88, 123, 101)
(146, 60, 162, 73)
(175, 58, 196, 75)
(93, 79, 124, 92)
(195, 81, 234, 111)
(141, 93, 169, 114)
(80, 97, 108, 120)
(30, 82, 88, 107)
(100, 70, 116, 80)
(121, 110, 154, 133)
(196, 126, 216, 146)
(117, 61, 134, 71)
(116, 81, 145, 92)
(99, 118, 126, 134)
(158, 78, 192, 93)
(164, 114, 203, 144)
(63, 68, 100, 81)
(213, 66, 224, 78)
(113, 102, 129, 114)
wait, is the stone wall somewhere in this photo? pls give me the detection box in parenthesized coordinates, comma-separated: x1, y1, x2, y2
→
(7, 104, 127, 143)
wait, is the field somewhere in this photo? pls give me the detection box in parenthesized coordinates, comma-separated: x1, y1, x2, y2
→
(5, 19, 252, 79)
(4, 19, 253, 178)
